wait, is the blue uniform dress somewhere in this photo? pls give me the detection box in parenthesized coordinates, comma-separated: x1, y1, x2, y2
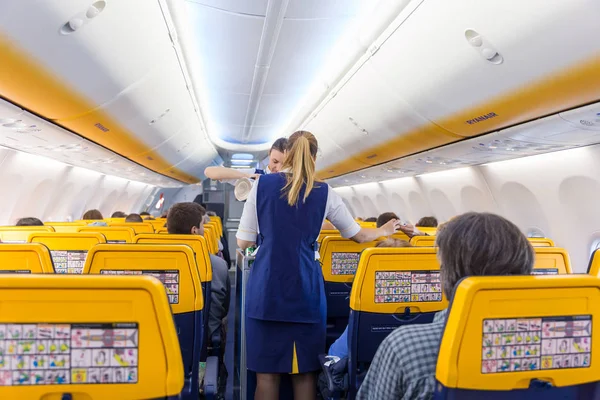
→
(245, 173, 328, 374)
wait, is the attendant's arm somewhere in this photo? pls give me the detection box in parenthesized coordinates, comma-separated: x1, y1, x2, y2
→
(236, 177, 259, 250)
(350, 219, 400, 243)
(205, 166, 258, 181)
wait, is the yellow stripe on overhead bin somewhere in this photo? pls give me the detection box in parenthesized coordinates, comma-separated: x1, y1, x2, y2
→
(0, 35, 199, 184)
(318, 55, 600, 180)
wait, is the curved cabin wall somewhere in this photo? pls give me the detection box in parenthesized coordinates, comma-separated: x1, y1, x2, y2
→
(334, 143, 600, 271)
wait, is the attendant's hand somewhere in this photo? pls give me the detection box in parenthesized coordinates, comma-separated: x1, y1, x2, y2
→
(380, 218, 402, 236)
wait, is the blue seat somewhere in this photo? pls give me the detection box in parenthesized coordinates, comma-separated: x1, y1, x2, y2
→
(320, 236, 377, 347)
(436, 275, 600, 400)
(346, 247, 446, 400)
(84, 243, 218, 400)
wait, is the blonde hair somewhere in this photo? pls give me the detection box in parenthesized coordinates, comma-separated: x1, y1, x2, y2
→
(281, 131, 319, 206)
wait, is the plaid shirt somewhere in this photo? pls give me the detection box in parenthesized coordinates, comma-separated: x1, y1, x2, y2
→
(356, 309, 448, 400)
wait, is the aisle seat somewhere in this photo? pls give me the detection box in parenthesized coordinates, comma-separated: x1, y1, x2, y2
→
(533, 247, 572, 275)
(77, 226, 136, 243)
(320, 236, 377, 345)
(0, 226, 55, 243)
(27, 232, 106, 274)
(108, 222, 154, 234)
(156, 227, 169, 234)
(348, 247, 446, 399)
(436, 275, 599, 399)
(0, 274, 183, 399)
(45, 222, 86, 233)
(203, 225, 219, 255)
(209, 216, 223, 237)
(83, 244, 214, 399)
(0, 243, 54, 273)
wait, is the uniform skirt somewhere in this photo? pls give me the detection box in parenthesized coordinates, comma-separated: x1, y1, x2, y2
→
(246, 316, 326, 374)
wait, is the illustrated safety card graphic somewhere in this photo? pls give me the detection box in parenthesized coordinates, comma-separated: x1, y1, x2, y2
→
(100, 270, 180, 304)
(375, 270, 442, 303)
(50, 250, 87, 274)
(331, 252, 360, 275)
(481, 315, 591, 373)
(0, 323, 138, 385)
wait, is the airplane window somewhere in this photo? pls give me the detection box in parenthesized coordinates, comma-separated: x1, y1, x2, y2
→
(527, 227, 545, 238)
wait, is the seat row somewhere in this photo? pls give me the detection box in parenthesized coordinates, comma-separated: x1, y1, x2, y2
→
(0, 221, 224, 399)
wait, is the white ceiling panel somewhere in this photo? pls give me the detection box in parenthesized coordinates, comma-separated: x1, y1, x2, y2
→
(185, 0, 268, 16)
(285, 0, 364, 19)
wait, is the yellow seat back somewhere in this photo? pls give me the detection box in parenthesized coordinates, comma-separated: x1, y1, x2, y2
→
(350, 247, 447, 313)
(410, 235, 437, 247)
(45, 222, 86, 233)
(77, 226, 136, 244)
(0, 274, 183, 398)
(203, 225, 218, 255)
(209, 216, 223, 237)
(317, 230, 341, 245)
(415, 226, 437, 235)
(320, 236, 377, 283)
(146, 219, 167, 231)
(0, 243, 54, 273)
(0, 226, 55, 243)
(528, 237, 556, 247)
(533, 247, 572, 274)
(27, 233, 106, 274)
(83, 244, 203, 312)
(156, 227, 168, 234)
(134, 234, 212, 282)
(108, 223, 154, 234)
(437, 275, 598, 392)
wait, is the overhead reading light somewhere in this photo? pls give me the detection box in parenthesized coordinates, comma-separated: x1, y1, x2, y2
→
(60, 1, 107, 35)
(465, 29, 503, 65)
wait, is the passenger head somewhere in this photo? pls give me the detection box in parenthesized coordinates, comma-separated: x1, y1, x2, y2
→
(143, 215, 155, 220)
(269, 137, 288, 173)
(125, 213, 143, 223)
(436, 212, 534, 299)
(376, 212, 399, 228)
(16, 217, 44, 226)
(356, 217, 364, 222)
(167, 202, 206, 235)
(417, 216, 438, 228)
(111, 211, 127, 218)
(375, 238, 411, 248)
(140, 212, 150, 216)
(82, 209, 103, 220)
(364, 217, 377, 223)
(281, 131, 318, 206)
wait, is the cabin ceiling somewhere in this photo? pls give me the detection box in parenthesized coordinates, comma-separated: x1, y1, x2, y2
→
(0, 0, 599, 186)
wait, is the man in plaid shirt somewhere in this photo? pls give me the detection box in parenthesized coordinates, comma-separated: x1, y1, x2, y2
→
(357, 213, 535, 399)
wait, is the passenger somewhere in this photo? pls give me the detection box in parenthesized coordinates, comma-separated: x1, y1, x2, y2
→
(125, 213, 143, 223)
(166, 202, 231, 341)
(356, 217, 364, 222)
(356, 212, 534, 400)
(204, 138, 288, 185)
(111, 211, 127, 218)
(143, 215, 155, 220)
(364, 217, 377, 223)
(376, 212, 398, 228)
(140, 211, 151, 216)
(16, 217, 44, 226)
(327, 238, 412, 360)
(236, 131, 400, 400)
(417, 216, 438, 228)
(82, 209, 103, 220)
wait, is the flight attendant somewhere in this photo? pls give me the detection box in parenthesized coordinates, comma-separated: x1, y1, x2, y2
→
(204, 138, 287, 185)
(236, 131, 400, 399)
